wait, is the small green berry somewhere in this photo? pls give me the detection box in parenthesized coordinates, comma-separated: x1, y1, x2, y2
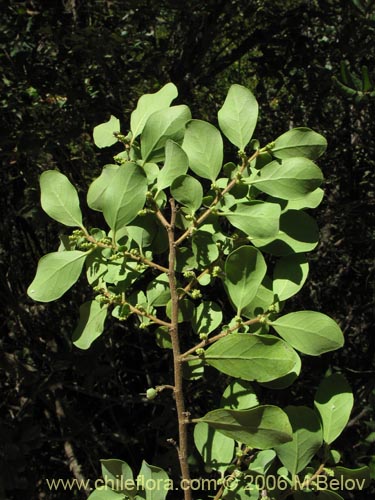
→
(146, 388, 158, 400)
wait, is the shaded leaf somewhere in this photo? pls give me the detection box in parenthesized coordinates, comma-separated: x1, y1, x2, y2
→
(73, 300, 108, 350)
(199, 406, 293, 449)
(205, 333, 297, 382)
(314, 374, 354, 444)
(275, 406, 323, 475)
(131, 83, 178, 139)
(224, 246, 267, 313)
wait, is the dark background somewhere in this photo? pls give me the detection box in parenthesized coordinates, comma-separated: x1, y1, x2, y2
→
(0, 0, 374, 498)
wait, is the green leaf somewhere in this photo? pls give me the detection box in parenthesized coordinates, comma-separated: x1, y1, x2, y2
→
(248, 157, 323, 200)
(182, 119, 223, 181)
(205, 333, 297, 382)
(131, 83, 178, 139)
(27, 251, 87, 302)
(315, 492, 344, 500)
(314, 374, 354, 444)
(252, 210, 319, 256)
(146, 274, 171, 307)
(170, 175, 203, 215)
(199, 406, 293, 449)
(141, 105, 191, 162)
(224, 246, 267, 313)
(273, 254, 309, 301)
(157, 140, 189, 190)
(101, 459, 137, 496)
(192, 301, 222, 335)
(332, 466, 371, 489)
(101, 163, 147, 231)
(155, 327, 172, 349)
(127, 215, 157, 249)
(218, 84, 259, 150)
(192, 231, 219, 267)
(166, 298, 194, 323)
(267, 188, 324, 213)
(72, 300, 107, 350)
(271, 311, 344, 356)
(194, 422, 235, 472)
(275, 406, 323, 475)
(271, 128, 327, 160)
(223, 201, 280, 239)
(182, 358, 204, 380)
(248, 450, 276, 475)
(137, 461, 171, 500)
(40, 171, 83, 227)
(93, 115, 120, 148)
(87, 164, 120, 212)
(221, 380, 259, 410)
(88, 487, 125, 500)
(259, 349, 301, 390)
(241, 277, 274, 319)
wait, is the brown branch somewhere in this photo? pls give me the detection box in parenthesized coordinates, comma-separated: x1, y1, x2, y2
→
(178, 268, 210, 300)
(175, 151, 259, 246)
(82, 228, 169, 273)
(127, 303, 172, 328)
(166, 198, 192, 500)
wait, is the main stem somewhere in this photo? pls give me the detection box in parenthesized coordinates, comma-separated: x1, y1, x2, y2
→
(166, 199, 192, 500)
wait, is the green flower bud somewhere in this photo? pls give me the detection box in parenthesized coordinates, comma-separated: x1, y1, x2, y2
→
(146, 388, 158, 400)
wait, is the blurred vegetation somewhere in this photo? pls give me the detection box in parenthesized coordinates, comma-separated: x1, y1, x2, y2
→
(0, 0, 374, 498)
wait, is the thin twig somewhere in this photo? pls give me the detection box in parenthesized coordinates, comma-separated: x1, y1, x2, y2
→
(175, 150, 259, 246)
(180, 316, 261, 359)
(166, 198, 192, 500)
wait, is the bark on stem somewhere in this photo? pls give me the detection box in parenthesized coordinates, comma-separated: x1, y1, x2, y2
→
(166, 199, 192, 500)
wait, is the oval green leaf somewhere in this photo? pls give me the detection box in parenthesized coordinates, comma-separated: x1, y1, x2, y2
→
(194, 422, 235, 472)
(40, 170, 83, 227)
(273, 254, 309, 301)
(171, 175, 203, 215)
(275, 406, 323, 475)
(72, 300, 108, 350)
(271, 127, 327, 160)
(27, 251, 87, 302)
(218, 84, 259, 150)
(314, 374, 354, 444)
(221, 380, 259, 410)
(87, 164, 120, 212)
(271, 311, 344, 356)
(331, 466, 371, 490)
(248, 157, 323, 200)
(252, 210, 319, 256)
(157, 140, 189, 190)
(199, 405, 293, 449)
(223, 201, 280, 240)
(192, 301, 222, 336)
(182, 119, 223, 181)
(141, 105, 191, 162)
(131, 82, 178, 139)
(224, 246, 267, 313)
(205, 333, 297, 382)
(137, 461, 170, 500)
(101, 163, 147, 231)
(88, 487, 125, 500)
(93, 115, 120, 149)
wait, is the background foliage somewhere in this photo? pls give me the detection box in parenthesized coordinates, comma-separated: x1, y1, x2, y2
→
(0, 0, 374, 498)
